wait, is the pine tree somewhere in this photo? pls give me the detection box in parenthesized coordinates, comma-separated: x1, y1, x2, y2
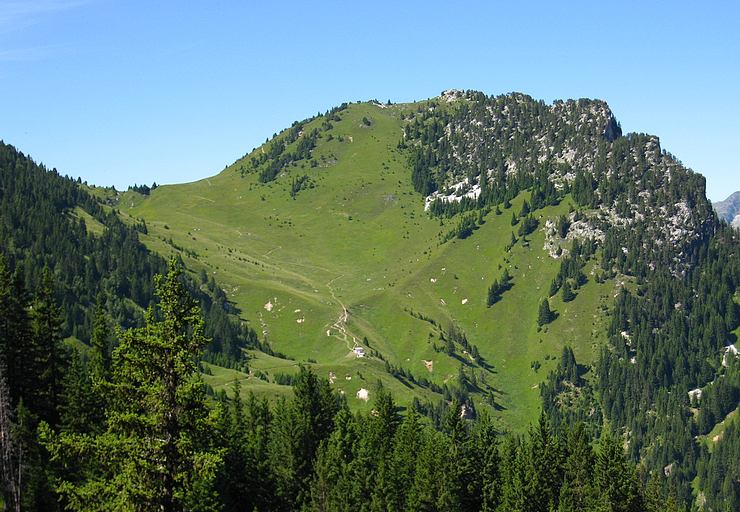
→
(216, 380, 272, 512)
(59, 352, 104, 434)
(30, 267, 67, 425)
(473, 412, 500, 512)
(88, 303, 112, 384)
(538, 299, 554, 326)
(487, 279, 501, 306)
(595, 431, 643, 512)
(498, 435, 526, 512)
(519, 200, 530, 217)
(269, 365, 340, 508)
(0, 360, 22, 512)
(369, 385, 401, 453)
(549, 277, 561, 297)
(386, 409, 422, 510)
(310, 407, 357, 510)
(0, 264, 33, 408)
(562, 280, 575, 302)
(528, 413, 563, 511)
(41, 259, 222, 511)
(407, 429, 457, 511)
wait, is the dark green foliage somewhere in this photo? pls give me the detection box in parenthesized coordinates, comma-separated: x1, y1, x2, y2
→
(519, 199, 530, 217)
(595, 432, 643, 512)
(696, 419, 739, 511)
(58, 351, 105, 435)
(0, 141, 263, 365)
(410, 147, 438, 196)
(557, 424, 600, 511)
(528, 413, 564, 511)
(216, 382, 274, 512)
(487, 268, 512, 306)
(517, 214, 538, 236)
(0, 255, 33, 408)
(572, 171, 596, 207)
(695, 359, 739, 435)
(597, 224, 740, 503)
(0, 265, 690, 512)
(0, 143, 259, 364)
(403, 93, 588, 215)
(2, 95, 737, 511)
(549, 239, 591, 298)
(289, 174, 314, 198)
(258, 128, 319, 182)
(540, 347, 602, 434)
(268, 365, 341, 509)
(29, 267, 67, 425)
(0, 142, 163, 337)
(0, 359, 22, 512)
(41, 260, 223, 511)
(443, 213, 479, 241)
(561, 280, 575, 302)
(127, 182, 158, 195)
(538, 298, 554, 326)
(556, 214, 570, 238)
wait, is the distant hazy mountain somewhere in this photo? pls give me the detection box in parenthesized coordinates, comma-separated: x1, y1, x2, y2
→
(713, 191, 740, 227)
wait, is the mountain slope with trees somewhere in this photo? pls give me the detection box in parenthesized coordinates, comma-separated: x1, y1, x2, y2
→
(1, 88, 738, 509)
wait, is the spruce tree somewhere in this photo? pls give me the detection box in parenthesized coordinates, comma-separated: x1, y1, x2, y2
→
(519, 199, 530, 217)
(473, 412, 500, 512)
(528, 413, 564, 511)
(562, 280, 576, 302)
(595, 432, 643, 512)
(30, 267, 67, 425)
(386, 409, 422, 510)
(88, 303, 112, 384)
(310, 407, 357, 510)
(538, 299, 554, 326)
(0, 360, 22, 512)
(269, 365, 339, 508)
(59, 352, 104, 434)
(41, 259, 222, 511)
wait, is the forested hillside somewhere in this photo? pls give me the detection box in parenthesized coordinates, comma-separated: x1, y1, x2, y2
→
(1, 88, 739, 510)
(0, 258, 689, 511)
(398, 91, 739, 506)
(0, 141, 270, 365)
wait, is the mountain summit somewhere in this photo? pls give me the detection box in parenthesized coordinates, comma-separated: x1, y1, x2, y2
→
(713, 190, 740, 227)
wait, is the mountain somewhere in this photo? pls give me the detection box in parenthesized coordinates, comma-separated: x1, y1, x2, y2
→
(121, 90, 738, 506)
(1, 90, 738, 509)
(714, 190, 740, 227)
(126, 91, 717, 418)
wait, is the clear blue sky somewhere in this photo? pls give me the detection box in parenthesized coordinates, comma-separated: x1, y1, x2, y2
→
(1, 0, 738, 200)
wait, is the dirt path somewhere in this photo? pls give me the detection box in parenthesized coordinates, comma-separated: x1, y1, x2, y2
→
(325, 275, 360, 351)
(263, 245, 282, 258)
(242, 244, 361, 354)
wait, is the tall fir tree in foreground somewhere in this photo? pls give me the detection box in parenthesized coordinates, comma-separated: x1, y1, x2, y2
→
(41, 259, 222, 512)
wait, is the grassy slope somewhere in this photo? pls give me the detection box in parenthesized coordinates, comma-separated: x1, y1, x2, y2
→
(130, 101, 613, 430)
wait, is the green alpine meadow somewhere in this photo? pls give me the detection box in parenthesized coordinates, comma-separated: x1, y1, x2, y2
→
(1, 88, 738, 510)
